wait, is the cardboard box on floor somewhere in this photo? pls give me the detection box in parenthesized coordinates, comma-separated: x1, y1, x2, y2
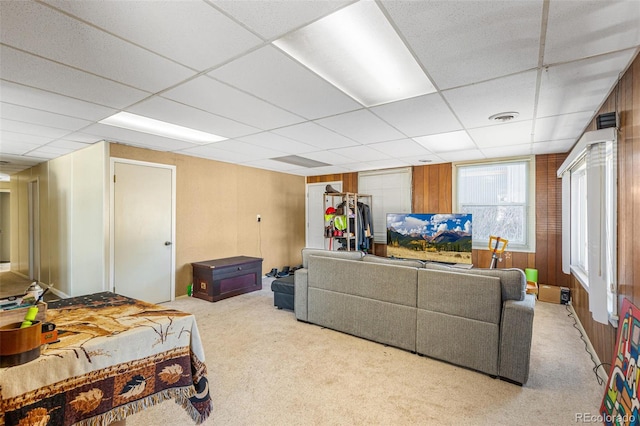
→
(538, 284, 570, 304)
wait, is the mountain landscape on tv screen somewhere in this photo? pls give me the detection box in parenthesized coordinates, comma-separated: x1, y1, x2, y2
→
(386, 213, 473, 264)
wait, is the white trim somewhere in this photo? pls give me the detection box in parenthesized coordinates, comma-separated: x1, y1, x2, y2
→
(557, 128, 616, 177)
(305, 180, 342, 248)
(109, 157, 176, 301)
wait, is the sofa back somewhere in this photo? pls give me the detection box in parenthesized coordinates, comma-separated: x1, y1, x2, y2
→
(417, 269, 502, 324)
(301, 248, 364, 269)
(308, 256, 417, 306)
(423, 263, 526, 301)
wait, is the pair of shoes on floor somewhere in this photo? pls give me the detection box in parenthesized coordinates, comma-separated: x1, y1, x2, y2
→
(275, 266, 290, 278)
(266, 268, 278, 277)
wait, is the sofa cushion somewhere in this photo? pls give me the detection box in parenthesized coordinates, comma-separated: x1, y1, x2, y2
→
(301, 248, 364, 268)
(362, 254, 424, 269)
(417, 269, 501, 324)
(423, 262, 526, 301)
(308, 255, 417, 307)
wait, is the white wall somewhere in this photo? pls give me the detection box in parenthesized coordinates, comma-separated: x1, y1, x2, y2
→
(47, 142, 108, 296)
(0, 192, 10, 262)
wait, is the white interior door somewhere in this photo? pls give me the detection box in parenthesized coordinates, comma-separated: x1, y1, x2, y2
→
(0, 192, 10, 263)
(306, 181, 342, 249)
(113, 161, 174, 303)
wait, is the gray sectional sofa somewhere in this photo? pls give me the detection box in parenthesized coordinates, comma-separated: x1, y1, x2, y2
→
(294, 248, 535, 385)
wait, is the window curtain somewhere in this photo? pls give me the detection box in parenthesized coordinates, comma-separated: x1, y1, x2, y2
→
(558, 128, 617, 325)
(586, 143, 608, 324)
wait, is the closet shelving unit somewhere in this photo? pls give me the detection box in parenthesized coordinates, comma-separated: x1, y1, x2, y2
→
(323, 192, 373, 252)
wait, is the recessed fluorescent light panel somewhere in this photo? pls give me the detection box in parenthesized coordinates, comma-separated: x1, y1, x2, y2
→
(99, 112, 227, 144)
(273, 1, 436, 107)
(272, 155, 330, 168)
(414, 131, 476, 153)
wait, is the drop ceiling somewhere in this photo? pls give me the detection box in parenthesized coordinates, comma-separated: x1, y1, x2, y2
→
(1, 0, 639, 178)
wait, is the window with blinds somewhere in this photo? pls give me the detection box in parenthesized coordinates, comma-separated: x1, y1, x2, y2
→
(454, 158, 534, 251)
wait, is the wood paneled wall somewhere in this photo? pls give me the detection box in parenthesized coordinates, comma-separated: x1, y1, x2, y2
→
(535, 154, 570, 287)
(412, 164, 452, 213)
(567, 52, 640, 365)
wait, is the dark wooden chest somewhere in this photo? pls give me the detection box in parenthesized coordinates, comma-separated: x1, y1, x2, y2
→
(191, 256, 263, 302)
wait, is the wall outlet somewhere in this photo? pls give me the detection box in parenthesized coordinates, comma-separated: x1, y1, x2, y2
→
(257, 214, 261, 222)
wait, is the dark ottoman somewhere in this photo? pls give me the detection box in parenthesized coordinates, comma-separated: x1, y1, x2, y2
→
(271, 274, 294, 311)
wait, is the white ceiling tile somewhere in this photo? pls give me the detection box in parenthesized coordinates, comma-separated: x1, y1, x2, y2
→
(272, 122, 359, 150)
(0, 140, 44, 155)
(48, 139, 93, 150)
(43, 0, 262, 71)
(534, 112, 594, 143)
(481, 144, 532, 159)
(181, 144, 268, 164)
(443, 71, 537, 129)
(398, 155, 445, 166)
(0, 1, 194, 92)
(382, 0, 543, 89)
(298, 150, 353, 166)
(437, 149, 486, 162)
(1, 130, 56, 146)
(56, 132, 104, 144)
(162, 76, 304, 130)
(236, 132, 316, 154)
(545, 0, 640, 64)
(468, 120, 533, 148)
(210, 46, 360, 119)
(368, 139, 434, 157)
(315, 109, 405, 144)
(1, 81, 117, 121)
(82, 123, 197, 151)
(329, 145, 389, 162)
(532, 139, 576, 155)
(0, 46, 149, 109)
(129, 96, 259, 139)
(1, 103, 92, 132)
(413, 130, 476, 153)
(202, 139, 285, 159)
(370, 93, 462, 137)
(212, 0, 352, 40)
(361, 158, 411, 170)
(1, 119, 72, 139)
(537, 50, 637, 118)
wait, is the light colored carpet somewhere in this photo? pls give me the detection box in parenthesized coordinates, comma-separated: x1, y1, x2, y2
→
(126, 277, 605, 425)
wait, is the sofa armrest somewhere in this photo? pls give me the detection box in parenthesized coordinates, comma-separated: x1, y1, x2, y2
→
(294, 268, 309, 321)
(498, 294, 535, 385)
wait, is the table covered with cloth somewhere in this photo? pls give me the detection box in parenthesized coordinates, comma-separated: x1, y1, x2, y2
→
(0, 292, 213, 425)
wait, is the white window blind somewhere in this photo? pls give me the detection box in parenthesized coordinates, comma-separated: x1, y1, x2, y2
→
(358, 168, 412, 244)
(558, 128, 617, 325)
(455, 159, 534, 251)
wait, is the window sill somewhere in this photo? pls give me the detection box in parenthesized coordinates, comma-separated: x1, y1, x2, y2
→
(570, 265, 589, 291)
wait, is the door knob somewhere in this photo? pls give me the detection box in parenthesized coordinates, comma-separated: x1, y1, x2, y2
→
(164, 241, 172, 246)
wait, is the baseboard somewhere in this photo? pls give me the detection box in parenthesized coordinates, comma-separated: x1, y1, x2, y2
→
(44, 284, 70, 300)
(568, 303, 609, 382)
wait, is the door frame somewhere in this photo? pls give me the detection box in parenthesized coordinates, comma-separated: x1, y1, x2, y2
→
(28, 179, 40, 282)
(305, 181, 342, 248)
(109, 158, 176, 301)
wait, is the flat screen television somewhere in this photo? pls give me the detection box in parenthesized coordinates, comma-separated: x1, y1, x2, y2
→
(386, 213, 473, 265)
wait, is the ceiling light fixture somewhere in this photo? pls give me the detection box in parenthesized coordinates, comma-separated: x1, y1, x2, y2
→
(488, 112, 520, 122)
(99, 112, 227, 144)
(271, 155, 330, 168)
(273, 1, 436, 107)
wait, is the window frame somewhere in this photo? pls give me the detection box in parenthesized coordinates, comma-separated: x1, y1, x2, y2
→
(452, 156, 536, 252)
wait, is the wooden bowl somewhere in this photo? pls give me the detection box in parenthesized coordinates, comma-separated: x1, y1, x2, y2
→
(0, 321, 42, 367)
